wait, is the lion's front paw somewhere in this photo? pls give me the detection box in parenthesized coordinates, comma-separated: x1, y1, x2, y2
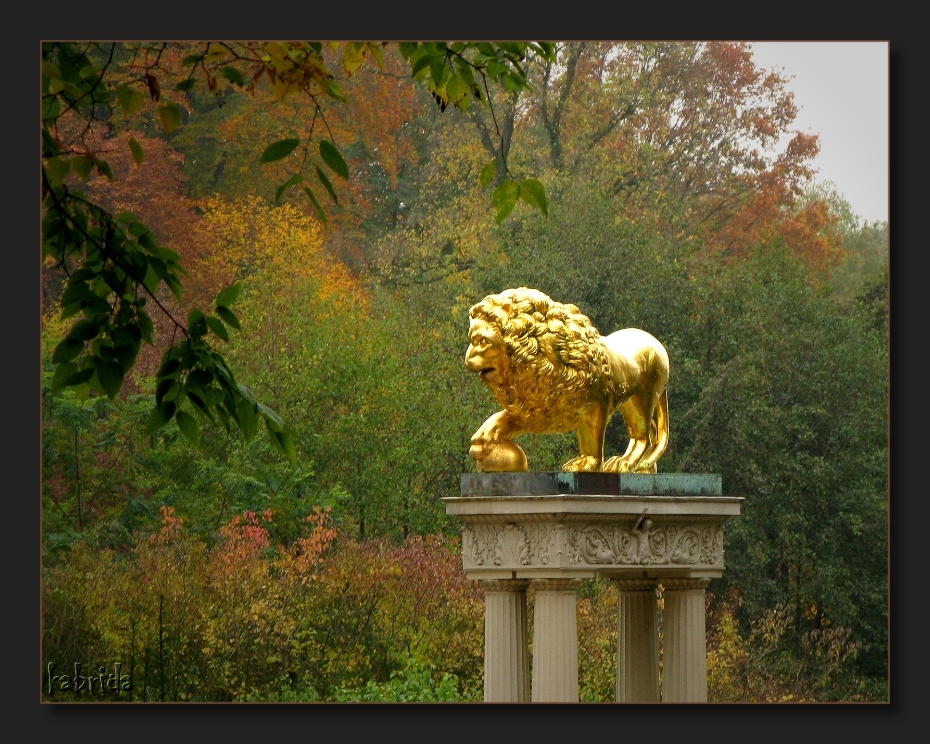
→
(471, 413, 508, 451)
(562, 455, 601, 472)
(470, 430, 498, 462)
(469, 442, 488, 462)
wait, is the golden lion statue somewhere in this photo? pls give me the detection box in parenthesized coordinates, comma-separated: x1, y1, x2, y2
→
(465, 287, 670, 473)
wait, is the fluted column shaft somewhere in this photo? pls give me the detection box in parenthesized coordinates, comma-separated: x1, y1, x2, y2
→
(531, 579, 580, 702)
(615, 579, 660, 702)
(662, 579, 710, 702)
(482, 580, 530, 702)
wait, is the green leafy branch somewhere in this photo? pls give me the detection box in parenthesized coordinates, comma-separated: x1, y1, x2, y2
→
(42, 42, 116, 142)
(42, 133, 296, 462)
(257, 99, 349, 221)
(43, 41, 365, 221)
(481, 166, 549, 223)
(399, 42, 555, 222)
(147, 287, 296, 463)
(175, 41, 363, 218)
(399, 41, 556, 112)
(42, 172, 297, 462)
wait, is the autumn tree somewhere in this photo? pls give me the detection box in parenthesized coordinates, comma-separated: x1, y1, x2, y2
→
(803, 181, 889, 302)
(460, 42, 841, 269)
(41, 41, 553, 455)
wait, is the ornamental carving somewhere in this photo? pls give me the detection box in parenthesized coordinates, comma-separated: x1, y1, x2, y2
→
(701, 526, 724, 564)
(464, 521, 724, 570)
(464, 523, 531, 566)
(464, 524, 499, 566)
(499, 524, 530, 566)
(566, 523, 723, 567)
(524, 523, 554, 565)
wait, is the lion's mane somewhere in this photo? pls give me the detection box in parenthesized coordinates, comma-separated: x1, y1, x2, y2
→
(468, 287, 620, 432)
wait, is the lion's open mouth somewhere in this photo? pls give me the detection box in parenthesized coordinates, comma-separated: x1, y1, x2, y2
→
(480, 367, 495, 378)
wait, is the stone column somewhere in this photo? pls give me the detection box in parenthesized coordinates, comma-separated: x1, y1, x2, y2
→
(662, 578, 710, 702)
(482, 580, 530, 702)
(531, 579, 580, 702)
(614, 579, 660, 702)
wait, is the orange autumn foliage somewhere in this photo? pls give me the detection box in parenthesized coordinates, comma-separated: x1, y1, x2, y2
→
(42, 505, 485, 701)
(191, 195, 367, 317)
(59, 130, 202, 267)
(700, 178, 845, 272)
(520, 42, 843, 270)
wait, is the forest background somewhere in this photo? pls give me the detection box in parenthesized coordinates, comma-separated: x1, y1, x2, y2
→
(40, 41, 888, 702)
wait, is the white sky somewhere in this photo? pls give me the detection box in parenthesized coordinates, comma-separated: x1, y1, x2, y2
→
(748, 41, 889, 225)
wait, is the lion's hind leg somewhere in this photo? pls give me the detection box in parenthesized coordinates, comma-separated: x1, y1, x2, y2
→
(631, 388, 669, 473)
(618, 419, 657, 473)
(603, 437, 634, 473)
(562, 455, 601, 472)
(604, 394, 655, 473)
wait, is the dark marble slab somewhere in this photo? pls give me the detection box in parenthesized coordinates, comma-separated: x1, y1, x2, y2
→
(460, 472, 617, 496)
(459, 472, 722, 496)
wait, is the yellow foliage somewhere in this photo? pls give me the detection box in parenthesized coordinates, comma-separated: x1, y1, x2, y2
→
(43, 507, 337, 701)
(575, 579, 619, 701)
(368, 117, 501, 284)
(706, 601, 750, 701)
(194, 195, 366, 316)
(706, 596, 865, 702)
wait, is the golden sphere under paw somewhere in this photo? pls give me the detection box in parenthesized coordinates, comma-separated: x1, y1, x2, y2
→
(475, 440, 528, 472)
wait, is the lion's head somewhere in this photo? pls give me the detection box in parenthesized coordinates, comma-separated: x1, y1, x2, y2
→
(465, 287, 618, 432)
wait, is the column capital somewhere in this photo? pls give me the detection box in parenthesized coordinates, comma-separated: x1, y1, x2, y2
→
(481, 579, 530, 593)
(532, 578, 582, 593)
(612, 578, 659, 592)
(661, 578, 711, 592)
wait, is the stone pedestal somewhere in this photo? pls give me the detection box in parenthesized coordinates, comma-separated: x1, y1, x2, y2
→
(482, 580, 530, 702)
(662, 578, 710, 702)
(444, 472, 741, 703)
(616, 579, 660, 702)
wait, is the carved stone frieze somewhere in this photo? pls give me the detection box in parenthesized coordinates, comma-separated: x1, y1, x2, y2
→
(464, 523, 499, 566)
(566, 523, 723, 567)
(524, 523, 555, 565)
(499, 523, 530, 566)
(463, 520, 724, 571)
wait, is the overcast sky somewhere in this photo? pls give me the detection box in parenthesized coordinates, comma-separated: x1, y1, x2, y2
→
(748, 41, 889, 225)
